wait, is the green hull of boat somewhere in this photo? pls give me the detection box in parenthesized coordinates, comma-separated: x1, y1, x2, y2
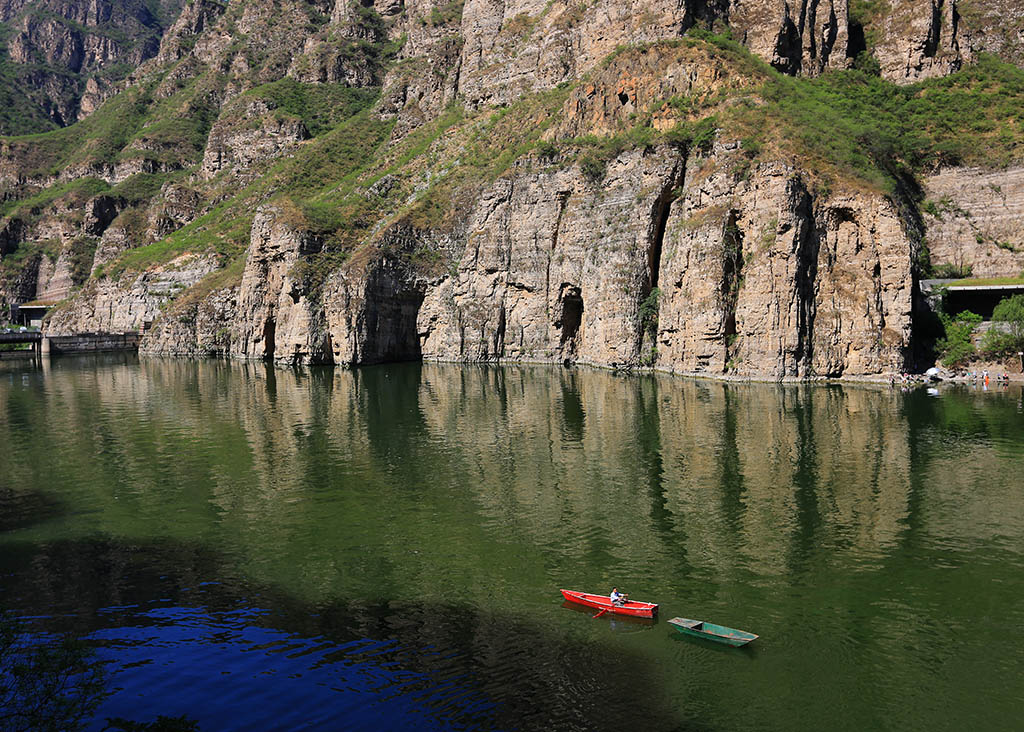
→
(668, 617, 758, 647)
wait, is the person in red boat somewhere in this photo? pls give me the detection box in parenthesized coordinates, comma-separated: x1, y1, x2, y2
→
(610, 587, 629, 605)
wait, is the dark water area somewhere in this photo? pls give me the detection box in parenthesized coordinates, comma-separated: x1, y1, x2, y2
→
(1, 356, 1023, 731)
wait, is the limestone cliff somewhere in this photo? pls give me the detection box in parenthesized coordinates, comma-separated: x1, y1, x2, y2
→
(205, 141, 912, 378)
(923, 166, 1024, 278)
(3, 0, 1024, 380)
(862, 0, 1024, 84)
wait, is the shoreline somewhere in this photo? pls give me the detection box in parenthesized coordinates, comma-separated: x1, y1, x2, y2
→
(18, 348, 1024, 388)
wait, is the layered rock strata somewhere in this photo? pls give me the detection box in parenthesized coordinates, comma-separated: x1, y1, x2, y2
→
(174, 140, 914, 379)
(923, 166, 1024, 278)
(47, 253, 217, 334)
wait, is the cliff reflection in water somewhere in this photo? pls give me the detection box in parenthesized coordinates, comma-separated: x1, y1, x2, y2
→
(2, 357, 1023, 730)
(3, 358, 1020, 596)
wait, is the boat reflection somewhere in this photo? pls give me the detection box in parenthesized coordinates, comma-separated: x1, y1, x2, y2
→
(559, 600, 658, 631)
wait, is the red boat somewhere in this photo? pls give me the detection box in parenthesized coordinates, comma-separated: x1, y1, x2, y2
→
(560, 589, 658, 618)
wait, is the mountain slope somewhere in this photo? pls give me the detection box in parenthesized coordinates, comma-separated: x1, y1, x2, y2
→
(0, 0, 187, 132)
(2, 0, 1024, 377)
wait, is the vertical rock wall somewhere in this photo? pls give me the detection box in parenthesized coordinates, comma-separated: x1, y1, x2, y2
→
(205, 141, 916, 379)
(923, 166, 1024, 278)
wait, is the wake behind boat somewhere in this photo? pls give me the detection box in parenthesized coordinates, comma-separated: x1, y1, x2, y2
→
(560, 589, 658, 618)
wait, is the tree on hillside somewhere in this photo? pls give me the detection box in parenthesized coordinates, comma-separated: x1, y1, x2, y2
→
(938, 310, 982, 367)
(981, 294, 1024, 355)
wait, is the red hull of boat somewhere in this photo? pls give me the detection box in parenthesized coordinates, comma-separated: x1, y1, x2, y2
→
(560, 589, 658, 618)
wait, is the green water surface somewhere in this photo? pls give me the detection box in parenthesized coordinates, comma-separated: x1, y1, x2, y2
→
(1, 356, 1022, 731)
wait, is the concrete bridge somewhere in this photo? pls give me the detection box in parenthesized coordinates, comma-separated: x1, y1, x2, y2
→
(921, 280, 1024, 318)
(0, 330, 43, 356)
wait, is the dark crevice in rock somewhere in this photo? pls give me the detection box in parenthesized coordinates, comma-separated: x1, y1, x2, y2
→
(84, 196, 126, 237)
(0, 218, 26, 257)
(551, 190, 570, 253)
(316, 328, 336, 366)
(847, 18, 867, 60)
(792, 185, 819, 374)
(773, 16, 803, 74)
(721, 209, 744, 368)
(801, 0, 816, 64)
(820, 2, 839, 69)
(262, 317, 276, 361)
(679, 0, 730, 35)
(648, 192, 672, 295)
(950, 1, 961, 54)
(493, 305, 506, 358)
(546, 191, 570, 337)
(924, 0, 943, 58)
(639, 161, 685, 359)
(358, 258, 425, 364)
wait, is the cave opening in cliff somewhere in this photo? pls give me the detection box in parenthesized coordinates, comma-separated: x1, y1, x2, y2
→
(558, 286, 584, 363)
(262, 317, 276, 361)
(362, 262, 426, 364)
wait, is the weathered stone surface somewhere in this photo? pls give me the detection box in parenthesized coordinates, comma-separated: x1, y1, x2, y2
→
(873, 0, 964, 83)
(656, 158, 914, 378)
(47, 253, 217, 334)
(230, 208, 330, 364)
(201, 99, 309, 182)
(923, 166, 1024, 278)
(418, 148, 682, 367)
(731, 0, 850, 76)
(186, 140, 914, 379)
(869, 0, 1024, 84)
(140, 285, 237, 357)
(146, 184, 201, 241)
(33, 249, 75, 301)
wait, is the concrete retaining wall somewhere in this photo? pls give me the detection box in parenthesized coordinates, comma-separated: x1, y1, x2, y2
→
(42, 333, 141, 355)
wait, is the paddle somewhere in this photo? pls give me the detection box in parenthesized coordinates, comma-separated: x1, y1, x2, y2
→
(592, 608, 608, 619)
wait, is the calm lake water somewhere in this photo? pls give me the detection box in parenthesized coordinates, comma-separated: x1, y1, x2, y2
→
(1, 356, 1022, 731)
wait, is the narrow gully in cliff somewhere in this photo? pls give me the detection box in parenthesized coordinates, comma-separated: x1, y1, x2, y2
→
(793, 193, 820, 373)
(638, 165, 683, 361)
(722, 209, 744, 366)
(263, 317, 276, 361)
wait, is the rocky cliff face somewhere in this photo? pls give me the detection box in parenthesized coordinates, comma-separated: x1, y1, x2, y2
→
(0, 0, 185, 130)
(923, 165, 1024, 278)
(46, 252, 216, 334)
(4, 0, 1024, 379)
(210, 144, 912, 378)
(865, 0, 1024, 84)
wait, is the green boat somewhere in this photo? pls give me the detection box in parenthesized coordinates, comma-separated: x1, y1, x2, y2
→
(668, 617, 758, 647)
